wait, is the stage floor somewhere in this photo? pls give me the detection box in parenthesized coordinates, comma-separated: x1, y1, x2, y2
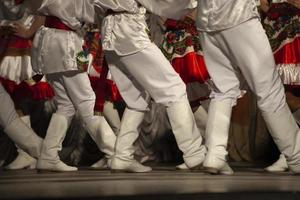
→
(0, 164, 300, 200)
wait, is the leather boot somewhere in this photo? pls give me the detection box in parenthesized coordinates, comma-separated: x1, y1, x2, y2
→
(5, 116, 37, 170)
(203, 99, 233, 175)
(37, 113, 77, 172)
(166, 98, 206, 169)
(86, 116, 116, 170)
(262, 104, 300, 174)
(5, 117, 42, 159)
(111, 108, 152, 173)
(265, 154, 288, 172)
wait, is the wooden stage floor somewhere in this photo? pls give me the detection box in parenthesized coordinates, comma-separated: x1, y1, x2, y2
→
(0, 165, 300, 200)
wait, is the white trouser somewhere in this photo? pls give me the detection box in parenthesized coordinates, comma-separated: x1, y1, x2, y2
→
(46, 71, 97, 124)
(106, 43, 206, 167)
(45, 71, 116, 160)
(199, 18, 286, 166)
(105, 43, 187, 111)
(200, 18, 285, 113)
(0, 83, 18, 128)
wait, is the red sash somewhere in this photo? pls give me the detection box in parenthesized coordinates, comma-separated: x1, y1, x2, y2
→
(44, 16, 73, 31)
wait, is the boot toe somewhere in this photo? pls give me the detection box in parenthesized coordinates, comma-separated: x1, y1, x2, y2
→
(37, 160, 78, 172)
(91, 158, 109, 170)
(5, 153, 36, 170)
(111, 159, 152, 173)
(176, 163, 189, 170)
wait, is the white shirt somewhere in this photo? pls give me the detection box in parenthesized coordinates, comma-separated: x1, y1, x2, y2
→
(31, 0, 96, 74)
(196, 0, 260, 32)
(95, 0, 197, 55)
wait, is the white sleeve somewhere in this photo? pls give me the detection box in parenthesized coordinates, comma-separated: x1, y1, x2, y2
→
(77, 0, 96, 24)
(137, 0, 197, 19)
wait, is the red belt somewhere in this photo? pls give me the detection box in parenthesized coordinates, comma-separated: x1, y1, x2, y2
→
(44, 16, 74, 31)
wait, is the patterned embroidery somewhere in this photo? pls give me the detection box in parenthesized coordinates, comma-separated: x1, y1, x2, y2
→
(263, 3, 300, 52)
(161, 17, 203, 61)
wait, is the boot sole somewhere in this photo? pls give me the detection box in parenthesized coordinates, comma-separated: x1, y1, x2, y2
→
(37, 169, 64, 173)
(111, 169, 152, 173)
(90, 167, 109, 171)
(190, 164, 204, 172)
(37, 169, 78, 173)
(176, 168, 190, 171)
(265, 169, 288, 173)
(204, 167, 219, 175)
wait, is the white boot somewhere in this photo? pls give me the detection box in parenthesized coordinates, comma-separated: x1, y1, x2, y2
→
(203, 99, 233, 175)
(5, 117, 42, 159)
(111, 108, 152, 173)
(205, 163, 234, 175)
(176, 163, 189, 170)
(91, 157, 109, 170)
(6, 116, 37, 170)
(176, 105, 208, 170)
(103, 101, 121, 135)
(37, 113, 77, 172)
(176, 162, 233, 175)
(262, 104, 300, 174)
(193, 105, 208, 138)
(86, 116, 116, 170)
(166, 99, 206, 169)
(265, 154, 288, 172)
(264, 108, 300, 173)
(5, 148, 37, 170)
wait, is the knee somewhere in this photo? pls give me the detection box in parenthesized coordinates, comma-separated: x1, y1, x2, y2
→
(126, 97, 150, 112)
(153, 79, 187, 106)
(0, 92, 18, 128)
(210, 88, 241, 107)
(0, 110, 18, 129)
(56, 104, 76, 121)
(257, 83, 286, 113)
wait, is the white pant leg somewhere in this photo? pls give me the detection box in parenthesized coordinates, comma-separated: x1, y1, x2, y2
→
(58, 71, 97, 124)
(48, 71, 107, 124)
(106, 43, 187, 109)
(107, 57, 150, 111)
(203, 18, 286, 113)
(222, 18, 285, 113)
(0, 83, 18, 128)
(46, 73, 76, 123)
(107, 44, 206, 168)
(47, 71, 97, 124)
(47, 71, 116, 158)
(199, 18, 288, 170)
(200, 33, 242, 106)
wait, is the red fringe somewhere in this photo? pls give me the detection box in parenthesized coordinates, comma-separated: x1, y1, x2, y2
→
(0, 78, 54, 103)
(30, 82, 55, 101)
(171, 52, 210, 84)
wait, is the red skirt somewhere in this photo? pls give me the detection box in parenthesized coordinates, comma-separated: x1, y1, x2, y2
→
(264, 2, 300, 87)
(0, 77, 54, 103)
(171, 52, 209, 85)
(89, 76, 122, 113)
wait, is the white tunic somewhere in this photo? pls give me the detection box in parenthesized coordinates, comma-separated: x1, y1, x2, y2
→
(94, 0, 197, 56)
(196, 0, 260, 32)
(137, 0, 197, 19)
(31, 0, 96, 74)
